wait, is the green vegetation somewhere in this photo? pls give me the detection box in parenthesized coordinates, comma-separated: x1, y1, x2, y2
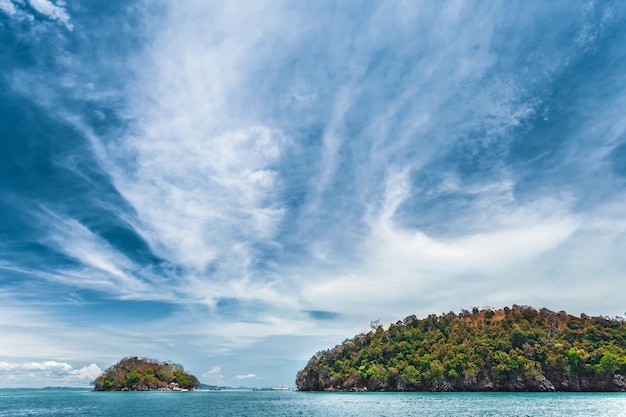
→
(92, 357, 200, 391)
(296, 306, 626, 392)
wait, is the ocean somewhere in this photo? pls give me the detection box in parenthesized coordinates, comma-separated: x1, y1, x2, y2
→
(1, 389, 625, 417)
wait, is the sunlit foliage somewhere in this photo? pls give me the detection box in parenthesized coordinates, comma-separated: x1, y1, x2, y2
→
(296, 306, 626, 391)
(92, 357, 200, 391)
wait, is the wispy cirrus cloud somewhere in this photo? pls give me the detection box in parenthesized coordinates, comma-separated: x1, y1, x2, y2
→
(28, 0, 72, 30)
(28, 208, 164, 300)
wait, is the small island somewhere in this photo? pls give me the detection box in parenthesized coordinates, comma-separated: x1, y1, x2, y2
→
(92, 357, 200, 391)
(296, 306, 626, 392)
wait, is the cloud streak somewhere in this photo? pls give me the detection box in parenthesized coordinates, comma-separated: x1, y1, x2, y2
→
(234, 373, 261, 381)
(28, 0, 72, 30)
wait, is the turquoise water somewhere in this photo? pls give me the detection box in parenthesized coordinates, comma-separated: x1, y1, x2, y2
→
(1, 390, 625, 417)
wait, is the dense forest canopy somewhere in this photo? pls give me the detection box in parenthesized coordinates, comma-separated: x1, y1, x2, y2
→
(92, 357, 200, 391)
(296, 306, 626, 392)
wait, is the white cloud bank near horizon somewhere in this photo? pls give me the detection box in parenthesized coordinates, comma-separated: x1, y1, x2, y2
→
(0, 361, 101, 388)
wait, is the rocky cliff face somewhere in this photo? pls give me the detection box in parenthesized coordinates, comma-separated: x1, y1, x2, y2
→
(297, 366, 626, 392)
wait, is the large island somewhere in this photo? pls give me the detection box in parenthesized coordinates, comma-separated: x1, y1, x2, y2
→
(296, 306, 626, 392)
(92, 357, 200, 391)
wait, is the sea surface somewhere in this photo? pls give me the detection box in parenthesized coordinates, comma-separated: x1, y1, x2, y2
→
(1, 389, 625, 417)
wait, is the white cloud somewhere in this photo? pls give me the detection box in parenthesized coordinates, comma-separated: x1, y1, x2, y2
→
(0, 361, 102, 387)
(201, 367, 224, 386)
(112, 126, 288, 275)
(370, 207, 579, 275)
(36, 209, 159, 299)
(57, 0, 619, 336)
(0, 0, 16, 15)
(23, 1, 560, 319)
(68, 363, 104, 382)
(0, 361, 71, 373)
(28, 0, 72, 30)
(296, 182, 581, 321)
(234, 373, 261, 380)
(68, 2, 299, 309)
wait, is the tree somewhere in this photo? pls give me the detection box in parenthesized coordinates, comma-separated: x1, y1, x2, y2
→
(92, 357, 200, 391)
(296, 306, 626, 392)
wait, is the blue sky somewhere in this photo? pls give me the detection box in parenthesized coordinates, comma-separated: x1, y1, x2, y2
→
(1, 0, 625, 388)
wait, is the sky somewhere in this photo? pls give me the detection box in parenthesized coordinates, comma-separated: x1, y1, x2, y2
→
(1, 0, 626, 388)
